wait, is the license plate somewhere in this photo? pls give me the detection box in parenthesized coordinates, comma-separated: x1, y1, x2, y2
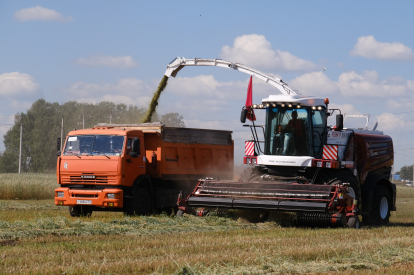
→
(76, 200, 92, 205)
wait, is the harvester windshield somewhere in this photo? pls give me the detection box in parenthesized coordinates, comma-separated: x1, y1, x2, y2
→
(265, 106, 326, 157)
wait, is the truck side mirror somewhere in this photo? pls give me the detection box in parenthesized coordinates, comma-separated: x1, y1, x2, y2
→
(240, 108, 247, 123)
(130, 138, 140, 157)
(57, 138, 61, 156)
(336, 114, 344, 130)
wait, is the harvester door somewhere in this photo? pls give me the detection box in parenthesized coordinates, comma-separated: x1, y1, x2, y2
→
(125, 136, 146, 186)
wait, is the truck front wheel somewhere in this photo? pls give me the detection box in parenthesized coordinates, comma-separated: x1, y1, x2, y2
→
(126, 187, 154, 216)
(364, 185, 391, 226)
(69, 206, 92, 217)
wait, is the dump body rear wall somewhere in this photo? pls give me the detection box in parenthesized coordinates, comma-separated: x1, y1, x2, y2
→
(144, 127, 234, 180)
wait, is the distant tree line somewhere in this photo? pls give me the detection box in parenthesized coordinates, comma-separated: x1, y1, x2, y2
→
(398, 165, 413, 181)
(0, 99, 185, 173)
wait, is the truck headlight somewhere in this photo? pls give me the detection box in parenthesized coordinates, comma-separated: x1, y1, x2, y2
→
(108, 193, 115, 199)
(57, 192, 64, 198)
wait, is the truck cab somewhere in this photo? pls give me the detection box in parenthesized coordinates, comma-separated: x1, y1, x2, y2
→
(55, 123, 234, 217)
(55, 128, 146, 214)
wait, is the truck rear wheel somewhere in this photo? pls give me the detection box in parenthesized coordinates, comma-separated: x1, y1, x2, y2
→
(69, 206, 92, 217)
(363, 185, 391, 226)
(126, 187, 154, 216)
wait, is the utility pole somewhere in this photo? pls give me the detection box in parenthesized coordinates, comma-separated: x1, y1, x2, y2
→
(82, 109, 85, 129)
(110, 108, 112, 124)
(18, 124, 22, 174)
(60, 118, 64, 152)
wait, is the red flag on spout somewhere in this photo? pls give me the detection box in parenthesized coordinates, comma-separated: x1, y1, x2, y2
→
(245, 76, 256, 121)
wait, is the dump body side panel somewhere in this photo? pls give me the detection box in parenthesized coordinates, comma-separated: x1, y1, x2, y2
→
(144, 128, 234, 181)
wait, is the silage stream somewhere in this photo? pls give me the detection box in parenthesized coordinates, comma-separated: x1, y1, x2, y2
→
(141, 75, 169, 123)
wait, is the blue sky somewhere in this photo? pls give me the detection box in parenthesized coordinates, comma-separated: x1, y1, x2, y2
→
(1, 1, 414, 170)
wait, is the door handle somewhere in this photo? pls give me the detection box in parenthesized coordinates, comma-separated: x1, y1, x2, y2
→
(127, 159, 133, 163)
(140, 166, 144, 168)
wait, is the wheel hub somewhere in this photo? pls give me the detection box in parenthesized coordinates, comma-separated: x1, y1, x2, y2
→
(379, 197, 388, 219)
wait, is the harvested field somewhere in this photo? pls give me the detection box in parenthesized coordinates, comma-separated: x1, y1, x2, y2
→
(1, 174, 414, 274)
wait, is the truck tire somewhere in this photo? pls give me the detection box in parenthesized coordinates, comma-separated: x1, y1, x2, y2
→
(240, 166, 264, 182)
(69, 206, 92, 217)
(126, 187, 154, 216)
(363, 185, 391, 226)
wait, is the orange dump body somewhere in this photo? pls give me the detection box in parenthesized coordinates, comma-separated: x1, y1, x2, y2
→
(55, 123, 234, 210)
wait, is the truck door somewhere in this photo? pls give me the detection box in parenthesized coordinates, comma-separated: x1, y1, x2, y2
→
(124, 135, 146, 186)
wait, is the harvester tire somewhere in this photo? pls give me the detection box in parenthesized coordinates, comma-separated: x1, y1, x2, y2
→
(69, 206, 92, 217)
(240, 166, 265, 182)
(327, 170, 360, 207)
(363, 185, 391, 226)
(126, 187, 153, 216)
(176, 209, 184, 217)
(347, 216, 360, 229)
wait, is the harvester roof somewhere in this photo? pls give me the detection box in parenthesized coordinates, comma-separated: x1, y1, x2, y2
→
(261, 95, 325, 107)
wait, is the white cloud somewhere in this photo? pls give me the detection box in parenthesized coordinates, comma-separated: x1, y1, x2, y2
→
(290, 72, 340, 96)
(75, 55, 137, 69)
(338, 71, 406, 97)
(63, 77, 151, 106)
(289, 70, 410, 98)
(350, 36, 414, 61)
(0, 72, 40, 98)
(14, 6, 72, 22)
(220, 34, 316, 72)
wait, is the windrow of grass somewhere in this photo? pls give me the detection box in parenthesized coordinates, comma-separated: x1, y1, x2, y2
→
(0, 173, 57, 200)
(0, 214, 275, 240)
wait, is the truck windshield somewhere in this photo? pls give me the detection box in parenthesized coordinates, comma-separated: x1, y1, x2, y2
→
(63, 135, 125, 156)
(265, 107, 313, 156)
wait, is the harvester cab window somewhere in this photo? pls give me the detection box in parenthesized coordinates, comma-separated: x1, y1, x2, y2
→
(311, 110, 327, 157)
(265, 107, 312, 156)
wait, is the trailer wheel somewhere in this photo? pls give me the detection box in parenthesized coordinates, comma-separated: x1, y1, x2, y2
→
(347, 216, 360, 229)
(126, 187, 153, 216)
(363, 185, 391, 226)
(240, 166, 265, 182)
(69, 206, 92, 217)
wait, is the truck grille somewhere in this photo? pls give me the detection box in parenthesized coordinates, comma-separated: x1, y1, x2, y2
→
(61, 174, 117, 184)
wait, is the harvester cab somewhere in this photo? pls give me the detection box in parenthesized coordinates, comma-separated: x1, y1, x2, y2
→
(166, 57, 395, 228)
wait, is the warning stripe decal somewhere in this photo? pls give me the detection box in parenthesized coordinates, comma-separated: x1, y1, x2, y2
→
(245, 141, 255, 156)
(323, 145, 338, 160)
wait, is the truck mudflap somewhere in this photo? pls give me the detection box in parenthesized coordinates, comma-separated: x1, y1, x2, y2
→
(178, 179, 359, 227)
(55, 187, 123, 208)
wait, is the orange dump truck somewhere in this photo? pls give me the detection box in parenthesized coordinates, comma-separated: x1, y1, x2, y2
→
(55, 123, 233, 216)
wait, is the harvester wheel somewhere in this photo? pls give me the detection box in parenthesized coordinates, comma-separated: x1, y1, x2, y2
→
(363, 185, 391, 226)
(328, 170, 360, 206)
(176, 209, 184, 217)
(69, 206, 92, 217)
(126, 187, 153, 216)
(347, 216, 360, 229)
(240, 166, 265, 182)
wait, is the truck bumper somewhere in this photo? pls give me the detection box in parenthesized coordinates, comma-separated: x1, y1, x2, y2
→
(55, 187, 123, 208)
